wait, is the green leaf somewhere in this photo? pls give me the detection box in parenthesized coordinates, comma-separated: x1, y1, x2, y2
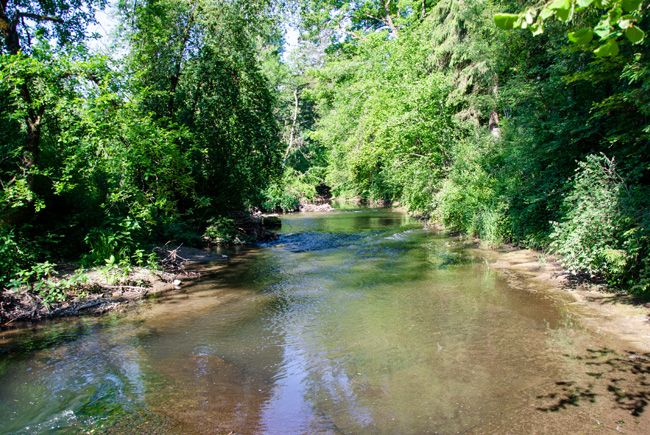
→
(549, 0, 571, 10)
(568, 28, 594, 44)
(625, 25, 645, 44)
(621, 0, 642, 12)
(594, 39, 620, 57)
(531, 22, 545, 36)
(549, 0, 573, 22)
(618, 19, 631, 29)
(494, 13, 519, 30)
(525, 10, 535, 24)
(555, 6, 574, 22)
(540, 7, 554, 20)
(594, 20, 612, 39)
(576, 0, 594, 7)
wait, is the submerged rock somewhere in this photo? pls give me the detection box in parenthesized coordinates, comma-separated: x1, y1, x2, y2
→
(261, 215, 282, 229)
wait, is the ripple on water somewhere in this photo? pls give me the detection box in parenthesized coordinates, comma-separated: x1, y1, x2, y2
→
(1, 210, 649, 434)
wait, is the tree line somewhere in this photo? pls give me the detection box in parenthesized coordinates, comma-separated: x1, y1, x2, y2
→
(1, 0, 649, 295)
(277, 0, 649, 293)
(1, 0, 284, 290)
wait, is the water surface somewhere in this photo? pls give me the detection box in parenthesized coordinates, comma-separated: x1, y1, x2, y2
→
(1, 209, 649, 433)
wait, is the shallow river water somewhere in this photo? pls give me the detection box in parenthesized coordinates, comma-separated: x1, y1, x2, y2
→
(1, 209, 649, 434)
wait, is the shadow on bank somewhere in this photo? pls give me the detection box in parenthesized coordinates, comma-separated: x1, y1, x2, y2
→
(537, 347, 650, 417)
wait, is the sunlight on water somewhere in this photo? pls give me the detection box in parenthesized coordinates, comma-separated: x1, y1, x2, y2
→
(1, 209, 649, 434)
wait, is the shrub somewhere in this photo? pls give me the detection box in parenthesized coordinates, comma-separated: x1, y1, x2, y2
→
(435, 136, 507, 246)
(0, 228, 34, 287)
(82, 217, 149, 267)
(203, 217, 240, 245)
(262, 168, 317, 212)
(262, 183, 301, 212)
(550, 154, 649, 292)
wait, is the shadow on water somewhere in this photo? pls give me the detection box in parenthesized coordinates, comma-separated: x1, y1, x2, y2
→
(537, 347, 650, 416)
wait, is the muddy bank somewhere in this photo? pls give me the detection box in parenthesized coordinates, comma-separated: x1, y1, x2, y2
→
(473, 244, 650, 353)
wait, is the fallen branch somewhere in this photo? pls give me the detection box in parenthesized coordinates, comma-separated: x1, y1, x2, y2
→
(103, 285, 149, 291)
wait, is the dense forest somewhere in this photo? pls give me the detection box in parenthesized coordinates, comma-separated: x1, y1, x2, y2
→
(1, 0, 649, 299)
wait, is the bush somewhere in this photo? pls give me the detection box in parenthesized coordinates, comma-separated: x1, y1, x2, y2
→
(435, 136, 507, 246)
(550, 154, 649, 292)
(203, 216, 240, 245)
(82, 217, 150, 267)
(262, 184, 301, 212)
(262, 168, 317, 212)
(0, 228, 36, 288)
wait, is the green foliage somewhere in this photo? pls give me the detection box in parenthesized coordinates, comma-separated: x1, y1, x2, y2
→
(0, 228, 35, 287)
(435, 136, 507, 246)
(307, 18, 459, 213)
(495, 0, 647, 56)
(297, 0, 650, 293)
(5, 261, 86, 305)
(0, 0, 649, 298)
(82, 217, 148, 267)
(124, 0, 283, 212)
(262, 168, 318, 212)
(262, 183, 301, 213)
(550, 154, 649, 291)
(1, 0, 286, 299)
(203, 217, 240, 245)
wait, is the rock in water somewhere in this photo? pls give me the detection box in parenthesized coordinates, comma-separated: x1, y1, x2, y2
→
(300, 203, 334, 212)
(262, 215, 282, 229)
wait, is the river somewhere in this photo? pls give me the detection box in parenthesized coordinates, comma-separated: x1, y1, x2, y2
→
(0, 209, 648, 433)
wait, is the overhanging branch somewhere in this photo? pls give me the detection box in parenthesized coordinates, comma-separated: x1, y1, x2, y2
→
(18, 12, 63, 23)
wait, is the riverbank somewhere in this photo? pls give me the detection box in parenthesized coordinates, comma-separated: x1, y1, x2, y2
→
(0, 214, 281, 327)
(473, 244, 650, 353)
(0, 246, 228, 327)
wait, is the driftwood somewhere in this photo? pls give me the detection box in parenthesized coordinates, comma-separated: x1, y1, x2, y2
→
(155, 243, 188, 273)
(104, 285, 149, 291)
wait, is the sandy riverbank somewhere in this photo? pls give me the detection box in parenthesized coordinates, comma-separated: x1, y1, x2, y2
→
(474, 245, 650, 353)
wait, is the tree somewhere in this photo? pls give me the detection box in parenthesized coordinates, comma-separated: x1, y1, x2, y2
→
(122, 0, 283, 213)
(0, 0, 105, 218)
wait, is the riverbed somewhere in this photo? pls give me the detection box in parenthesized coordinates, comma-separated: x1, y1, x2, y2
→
(1, 209, 648, 433)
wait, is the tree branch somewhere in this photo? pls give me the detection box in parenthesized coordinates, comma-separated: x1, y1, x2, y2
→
(343, 28, 368, 41)
(18, 12, 64, 23)
(384, 0, 399, 37)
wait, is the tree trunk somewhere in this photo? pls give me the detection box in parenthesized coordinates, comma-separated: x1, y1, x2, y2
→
(384, 0, 399, 37)
(168, 2, 198, 118)
(284, 87, 300, 163)
(1, 1, 43, 202)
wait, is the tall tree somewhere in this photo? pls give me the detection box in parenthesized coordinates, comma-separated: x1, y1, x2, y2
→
(1, 0, 105, 218)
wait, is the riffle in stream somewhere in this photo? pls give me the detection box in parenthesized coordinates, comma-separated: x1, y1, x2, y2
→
(1, 209, 649, 433)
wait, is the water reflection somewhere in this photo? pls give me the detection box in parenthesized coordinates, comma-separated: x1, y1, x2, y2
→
(0, 209, 648, 433)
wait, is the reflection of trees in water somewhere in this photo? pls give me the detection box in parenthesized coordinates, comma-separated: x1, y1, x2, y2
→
(537, 347, 650, 417)
(0, 320, 150, 432)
